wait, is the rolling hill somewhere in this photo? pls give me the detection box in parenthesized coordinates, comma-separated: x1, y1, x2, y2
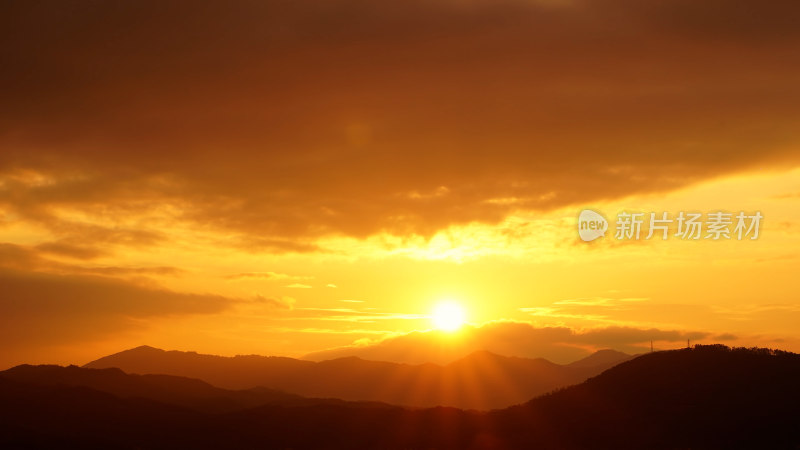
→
(84, 346, 631, 409)
(0, 364, 389, 413)
(1, 345, 797, 449)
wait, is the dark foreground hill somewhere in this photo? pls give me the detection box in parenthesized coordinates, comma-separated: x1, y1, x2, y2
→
(83, 346, 630, 410)
(493, 344, 800, 449)
(1, 345, 798, 449)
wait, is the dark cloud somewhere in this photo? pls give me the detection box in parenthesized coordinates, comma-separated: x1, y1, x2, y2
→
(714, 333, 739, 341)
(304, 321, 718, 364)
(1, 0, 800, 245)
(0, 243, 46, 270)
(0, 242, 226, 349)
(35, 240, 107, 260)
(574, 326, 709, 348)
(0, 242, 183, 278)
(0, 266, 233, 346)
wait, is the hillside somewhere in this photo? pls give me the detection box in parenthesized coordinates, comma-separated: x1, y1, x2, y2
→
(2, 345, 798, 449)
(0, 364, 388, 413)
(490, 344, 800, 448)
(84, 346, 630, 410)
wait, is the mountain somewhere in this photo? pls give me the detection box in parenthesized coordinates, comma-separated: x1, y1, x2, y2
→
(489, 344, 800, 448)
(2, 345, 798, 449)
(0, 364, 388, 413)
(566, 348, 633, 369)
(85, 345, 313, 389)
(84, 346, 631, 409)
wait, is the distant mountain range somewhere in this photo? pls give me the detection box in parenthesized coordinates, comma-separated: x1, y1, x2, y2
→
(1, 345, 797, 449)
(83, 346, 632, 409)
(0, 364, 390, 414)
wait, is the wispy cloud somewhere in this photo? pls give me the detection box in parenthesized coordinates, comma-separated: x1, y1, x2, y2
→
(224, 272, 312, 281)
(252, 295, 296, 310)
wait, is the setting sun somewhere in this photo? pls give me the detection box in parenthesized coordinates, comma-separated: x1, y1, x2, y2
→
(431, 301, 467, 332)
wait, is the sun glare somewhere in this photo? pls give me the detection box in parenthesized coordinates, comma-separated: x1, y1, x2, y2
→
(431, 301, 466, 332)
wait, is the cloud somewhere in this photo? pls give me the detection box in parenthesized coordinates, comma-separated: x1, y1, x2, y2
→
(714, 333, 739, 341)
(35, 240, 107, 260)
(303, 321, 717, 364)
(73, 266, 185, 278)
(2, 0, 800, 249)
(224, 271, 312, 281)
(0, 267, 234, 346)
(554, 297, 649, 306)
(285, 283, 313, 289)
(252, 295, 296, 310)
(573, 326, 708, 348)
(290, 307, 426, 324)
(0, 242, 183, 279)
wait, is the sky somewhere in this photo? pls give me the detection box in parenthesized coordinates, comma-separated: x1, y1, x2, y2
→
(1, 0, 800, 368)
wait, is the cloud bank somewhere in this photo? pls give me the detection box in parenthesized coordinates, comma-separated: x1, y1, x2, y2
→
(2, 0, 800, 251)
(304, 321, 729, 364)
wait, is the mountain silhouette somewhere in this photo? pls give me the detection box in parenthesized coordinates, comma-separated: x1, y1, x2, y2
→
(489, 344, 800, 448)
(2, 345, 798, 449)
(83, 345, 631, 409)
(0, 364, 389, 413)
(565, 348, 630, 369)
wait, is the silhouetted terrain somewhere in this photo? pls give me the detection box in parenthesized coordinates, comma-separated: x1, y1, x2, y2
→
(0, 364, 390, 413)
(84, 346, 631, 409)
(1, 345, 798, 449)
(492, 344, 800, 449)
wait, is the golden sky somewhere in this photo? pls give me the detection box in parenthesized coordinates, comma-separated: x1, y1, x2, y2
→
(1, 0, 799, 368)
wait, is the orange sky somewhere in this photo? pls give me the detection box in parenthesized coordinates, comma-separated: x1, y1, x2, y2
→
(1, 0, 799, 368)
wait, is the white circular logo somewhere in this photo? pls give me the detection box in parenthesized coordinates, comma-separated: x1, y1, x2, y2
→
(578, 209, 608, 242)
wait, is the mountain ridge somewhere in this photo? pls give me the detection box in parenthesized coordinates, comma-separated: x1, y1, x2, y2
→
(84, 346, 632, 409)
(0, 364, 392, 414)
(2, 345, 797, 449)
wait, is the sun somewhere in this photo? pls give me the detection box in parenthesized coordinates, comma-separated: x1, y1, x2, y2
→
(431, 301, 467, 332)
